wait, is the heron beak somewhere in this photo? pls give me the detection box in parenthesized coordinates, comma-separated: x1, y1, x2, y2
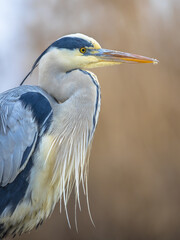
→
(92, 48, 159, 65)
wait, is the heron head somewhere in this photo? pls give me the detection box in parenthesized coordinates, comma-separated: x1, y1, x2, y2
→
(39, 33, 158, 72)
(21, 33, 158, 85)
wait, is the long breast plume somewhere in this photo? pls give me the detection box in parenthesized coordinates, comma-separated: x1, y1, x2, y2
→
(45, 119, 93, 228)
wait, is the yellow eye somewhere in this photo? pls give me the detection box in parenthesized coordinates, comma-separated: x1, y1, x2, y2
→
(79, 47, 86, 54)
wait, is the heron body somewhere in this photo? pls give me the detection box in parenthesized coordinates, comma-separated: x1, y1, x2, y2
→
(0, 33, 158, 238)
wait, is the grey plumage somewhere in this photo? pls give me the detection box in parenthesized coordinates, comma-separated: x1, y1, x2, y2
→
(0, 86, 54, 187)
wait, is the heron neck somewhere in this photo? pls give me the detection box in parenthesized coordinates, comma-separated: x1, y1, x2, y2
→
(38, 67, 101, 135)
(35, 68, 101, 211)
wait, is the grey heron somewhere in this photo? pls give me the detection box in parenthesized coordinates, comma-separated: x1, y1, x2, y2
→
(0, 33, 158, 238)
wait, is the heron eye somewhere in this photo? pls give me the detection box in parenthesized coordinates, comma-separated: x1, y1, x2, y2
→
(79, 47, 86, 54)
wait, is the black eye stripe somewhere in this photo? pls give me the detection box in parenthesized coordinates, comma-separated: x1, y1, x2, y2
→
(52, 37, 93, 50)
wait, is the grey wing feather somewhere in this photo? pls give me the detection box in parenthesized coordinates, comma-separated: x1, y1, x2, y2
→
(0, 86, 43, 187)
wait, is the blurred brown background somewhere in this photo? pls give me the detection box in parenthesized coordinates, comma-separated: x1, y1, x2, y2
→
(1, 0, 180, 239)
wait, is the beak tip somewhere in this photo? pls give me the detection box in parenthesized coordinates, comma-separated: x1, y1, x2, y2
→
(153, 58, 159, 65)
